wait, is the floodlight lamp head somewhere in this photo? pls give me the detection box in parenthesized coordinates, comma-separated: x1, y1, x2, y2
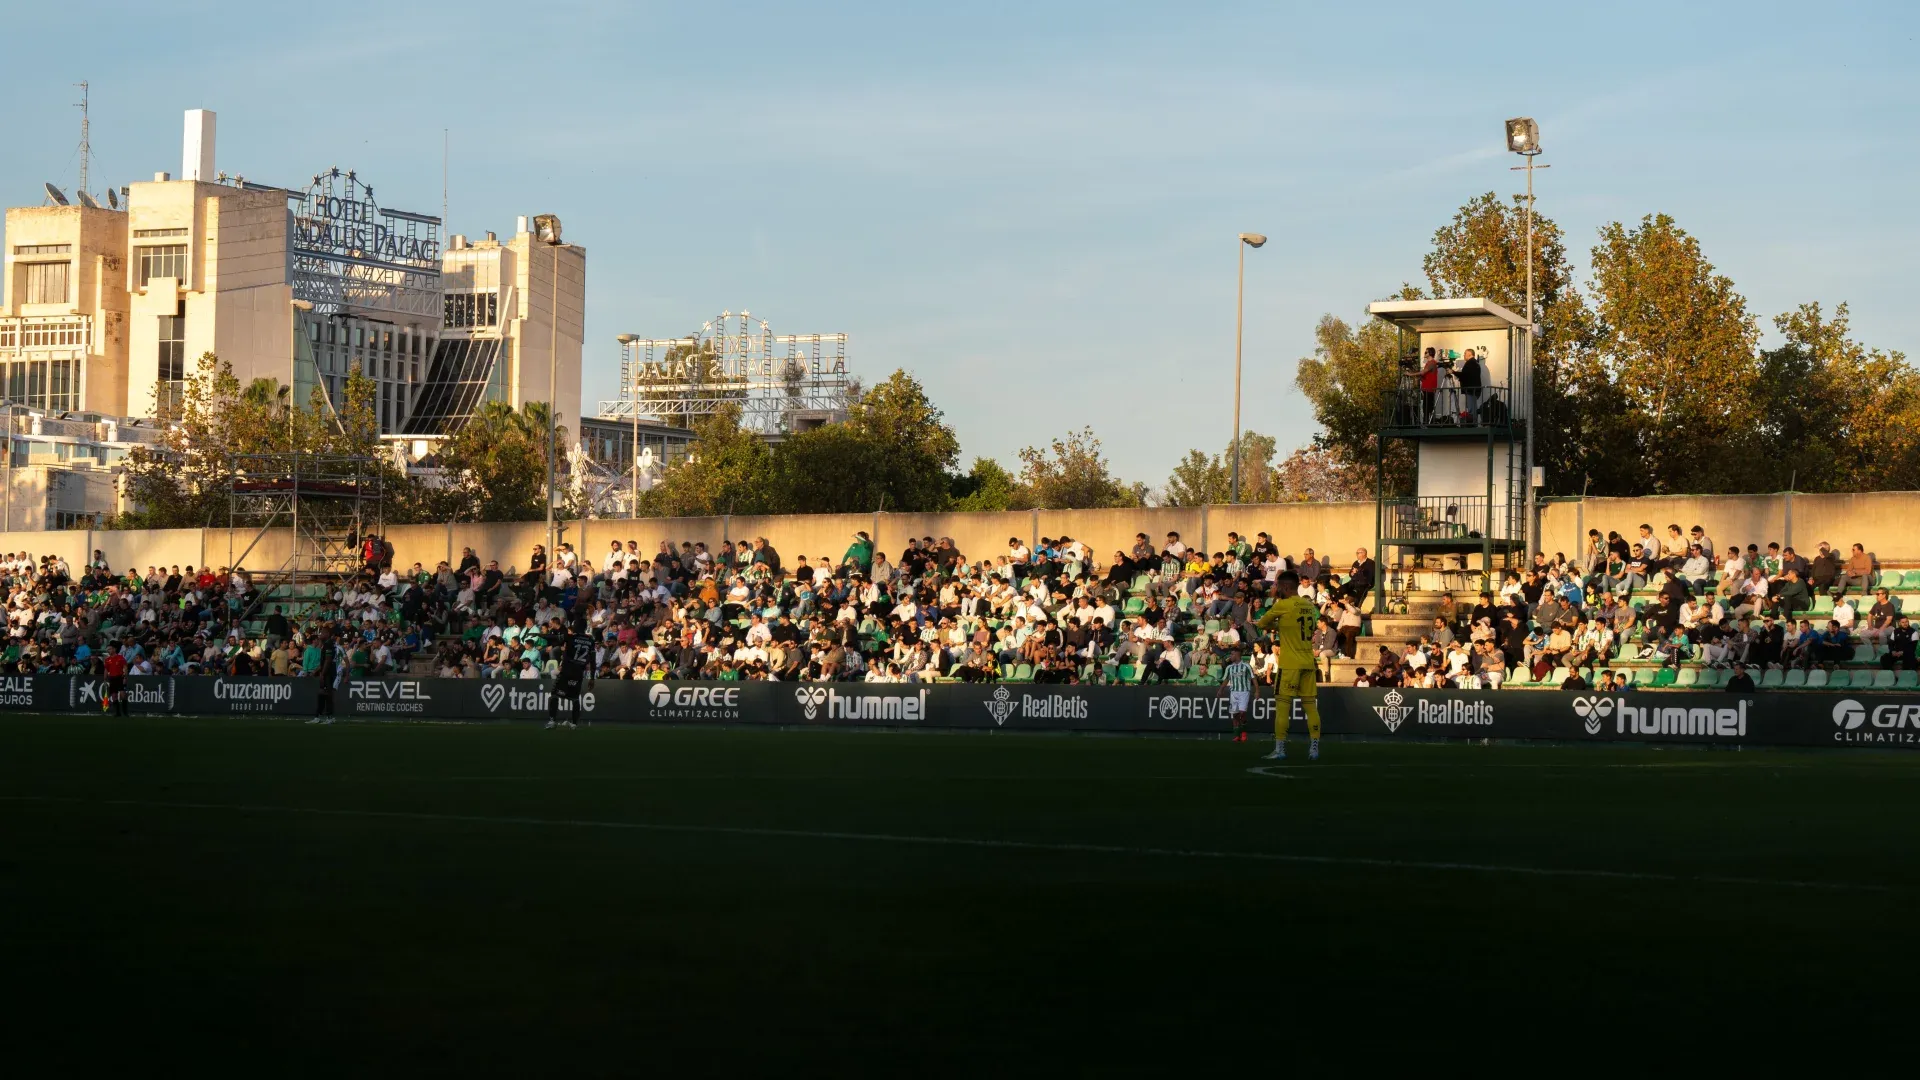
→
(532, 213, 563, 244)
(616, 334, 638, 345)
(1239, 232, 1267, 248)
(1505, 117, 1541, 156)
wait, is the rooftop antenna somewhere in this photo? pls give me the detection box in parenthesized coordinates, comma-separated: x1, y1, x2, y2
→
(442, 128, 448, 225)
(74, 80, 91, 201)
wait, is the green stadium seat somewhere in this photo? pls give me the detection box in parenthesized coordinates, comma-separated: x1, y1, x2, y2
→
(1550, 666, 1571, 685)
(1651, 668, 1677, 688)
(1784, 668, 1807, 688)
(1898, 670, 1920, 689)
(1122, 597, 1147, 616)
(1902, 571, 1920, 588)
(1011, 664, 1033, 682)
(1506, 666, 1531, 686)
(1852, 644, 1878, 664)
(1117, 664, 1139, 683)
(1674, 667, 1699, 688)
(1760, 668, 1785, 688)
(1811, 596, 1834, 615)
(1855, 669, 1884, 689)
(1696, 668, 1723, 688)
(1806, 669, 1830, 689)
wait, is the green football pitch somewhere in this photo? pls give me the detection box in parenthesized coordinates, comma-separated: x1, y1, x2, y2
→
(3, 715, 1916, 1070)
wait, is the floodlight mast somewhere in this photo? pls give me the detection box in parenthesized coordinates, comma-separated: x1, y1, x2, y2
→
(1232, 233, 1266, 503)
(1506, 118, 1548, 559)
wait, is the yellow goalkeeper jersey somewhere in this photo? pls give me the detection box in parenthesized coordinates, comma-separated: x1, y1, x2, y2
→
(1257, 596, 1320, 672)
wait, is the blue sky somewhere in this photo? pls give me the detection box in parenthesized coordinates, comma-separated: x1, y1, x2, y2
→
(5, 1, 1913, 486)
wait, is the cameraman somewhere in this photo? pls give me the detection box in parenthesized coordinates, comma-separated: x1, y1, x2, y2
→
(1420, 348, 1440, 423)
(1458, 348, 1485, 422)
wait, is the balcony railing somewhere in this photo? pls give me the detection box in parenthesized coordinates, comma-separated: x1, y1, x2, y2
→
(1382, 495, 1503, 542)
(0, 315, 92, 355)
(1380, 381, 1517, 430)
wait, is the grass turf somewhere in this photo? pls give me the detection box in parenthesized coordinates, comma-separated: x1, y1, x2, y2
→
(3, 715, 1917, 1071)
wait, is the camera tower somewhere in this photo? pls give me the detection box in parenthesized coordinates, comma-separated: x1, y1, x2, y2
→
(1365, 298, 1533, 612)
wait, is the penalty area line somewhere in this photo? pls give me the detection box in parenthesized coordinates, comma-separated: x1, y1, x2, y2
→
(0, 793, 1896, 894)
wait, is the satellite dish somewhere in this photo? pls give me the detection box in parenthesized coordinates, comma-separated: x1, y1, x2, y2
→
(75, 191, 100, 210)
(106, 188, 119, 210)
(43, 183, 69, 206)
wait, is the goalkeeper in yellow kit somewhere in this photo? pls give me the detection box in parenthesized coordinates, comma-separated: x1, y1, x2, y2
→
(1254, 570, 1323, 761)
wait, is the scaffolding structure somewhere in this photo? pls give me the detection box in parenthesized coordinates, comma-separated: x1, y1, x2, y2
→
(598, 310, 850, 434)
(225, 454, 386, 618)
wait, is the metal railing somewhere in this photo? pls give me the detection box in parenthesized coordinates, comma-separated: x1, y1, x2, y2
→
(1382, 496, 1495, 541)
(1380, 381, 1517, 429)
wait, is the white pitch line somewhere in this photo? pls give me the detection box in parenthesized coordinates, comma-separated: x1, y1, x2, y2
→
(0, 794, 1898, 894)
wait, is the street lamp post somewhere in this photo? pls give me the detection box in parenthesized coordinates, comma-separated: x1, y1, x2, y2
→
(533, 214, 564, 563)
(1505, 118, 1547, 556)
(1231, 232, 1266, 504)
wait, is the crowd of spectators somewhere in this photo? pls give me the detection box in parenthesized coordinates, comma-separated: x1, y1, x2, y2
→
(5, 518, 1908, 693)
(414, 530, 1376, 687)
(1350, 523, 1915, 691)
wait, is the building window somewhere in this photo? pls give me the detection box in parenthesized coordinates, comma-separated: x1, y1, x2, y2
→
(133, 228, 187, 239)
(444, 291, 500, 329)
(25, 262, 70, 304)
(138, 245, 189, 285)
(14, 243, 72, 255)
(158, 314, 186, 413)
(53, 510, 104, 530)
(50, 360, 75, 412)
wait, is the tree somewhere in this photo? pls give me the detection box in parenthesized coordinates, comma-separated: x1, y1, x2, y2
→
(1751, 302, 1920, 492)
(1010, 428, 1143, 509)
(113, 353, 408, 529)
(1292, 313, 1415, 495)
(950, 457, 1016, 511)
(1421, 192, 1606, 493)
(1270, 444, 1374, 502)
(1161, 431, 1283, 506)
(768, 422, 891, 513)
(639, 403, 774, 517)
(1162, 449, 1227, 507)
(1587, 213, 1761, 493)
(838, 369, 960, 512)
(424, 400, 568, 522)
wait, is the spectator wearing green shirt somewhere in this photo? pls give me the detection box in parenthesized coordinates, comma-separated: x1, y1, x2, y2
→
(842, 531, 874, 577)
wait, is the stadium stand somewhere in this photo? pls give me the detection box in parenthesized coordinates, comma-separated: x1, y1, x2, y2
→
(3, 514, 1906, 694)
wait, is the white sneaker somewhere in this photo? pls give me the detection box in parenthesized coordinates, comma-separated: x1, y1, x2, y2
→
(562, 720, 576, 729)
(544, 720, 557, 729)
(1309, 739, 1321, 761)
(305, 718, 322, 725)
(1264, 745, 1287, 760)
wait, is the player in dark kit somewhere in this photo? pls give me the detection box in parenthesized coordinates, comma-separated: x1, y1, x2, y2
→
(546, 617, 597, 729)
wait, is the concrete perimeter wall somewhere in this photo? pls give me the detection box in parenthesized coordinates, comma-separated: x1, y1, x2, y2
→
(3, 491, 1915, 576)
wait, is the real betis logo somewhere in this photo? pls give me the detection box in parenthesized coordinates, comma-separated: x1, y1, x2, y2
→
(982, 685, 1017, 726)
(1373, 689, 1414, 733)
